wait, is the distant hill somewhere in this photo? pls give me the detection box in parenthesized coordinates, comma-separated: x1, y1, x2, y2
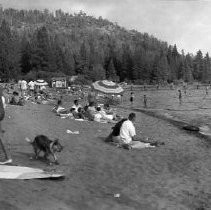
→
(0, 6, 210, 83)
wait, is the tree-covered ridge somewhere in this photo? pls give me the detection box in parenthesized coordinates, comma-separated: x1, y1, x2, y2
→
(0, 6, 211, 83)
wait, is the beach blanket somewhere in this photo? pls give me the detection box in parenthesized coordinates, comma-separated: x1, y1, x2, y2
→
(0, 165, 64, 179)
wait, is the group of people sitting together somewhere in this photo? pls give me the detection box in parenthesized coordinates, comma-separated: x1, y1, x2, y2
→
(53, 98, 121, 123)
(5, 87, 50, 106)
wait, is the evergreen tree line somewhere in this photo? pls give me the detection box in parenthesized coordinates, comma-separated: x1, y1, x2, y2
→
(0, 7, 211, 84)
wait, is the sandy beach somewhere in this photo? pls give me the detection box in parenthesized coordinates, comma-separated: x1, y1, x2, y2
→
(0, 99, 210, 210)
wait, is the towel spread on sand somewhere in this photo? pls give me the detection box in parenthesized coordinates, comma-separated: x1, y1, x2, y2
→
(0, 165, 64, 179)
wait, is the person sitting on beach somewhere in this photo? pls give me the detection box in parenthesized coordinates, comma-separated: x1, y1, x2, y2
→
(77, 107, 85, 119)
(71, 100, 82, 113)
(10, 91, 24, 106)
(102, 104, 121, 121)
(85, 102, 97, 121)
(71, 107, 85, 119)
(94, 107, 103, 122)
(103, 104, 114, 115)
(105, 118, 127, 142)
(100, 106, 117, 121)
(93, 106, 114, 123)
(113, 113, 154, 149)
(53, 99, 67, 114)
(34, 93, 43, 104)
(10, 91, 19, 105)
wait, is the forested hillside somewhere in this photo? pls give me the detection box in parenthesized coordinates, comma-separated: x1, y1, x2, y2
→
(0, 6, 211, 84)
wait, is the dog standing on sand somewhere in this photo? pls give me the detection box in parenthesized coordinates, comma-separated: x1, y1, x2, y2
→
(25, 135, 63, 164)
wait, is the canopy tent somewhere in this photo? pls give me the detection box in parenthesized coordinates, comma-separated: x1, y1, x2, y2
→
(91, 80, 124, 94)
(34, 79, 48, 86)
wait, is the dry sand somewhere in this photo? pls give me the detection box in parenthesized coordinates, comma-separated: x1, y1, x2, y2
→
(0, 100, 211, 210)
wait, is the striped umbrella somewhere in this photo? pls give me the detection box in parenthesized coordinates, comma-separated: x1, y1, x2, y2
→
(91, 80, 124, 94)
(34, 80, 48, 86)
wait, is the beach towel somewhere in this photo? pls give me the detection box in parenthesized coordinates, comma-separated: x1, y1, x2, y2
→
(0, 165, 64, 179)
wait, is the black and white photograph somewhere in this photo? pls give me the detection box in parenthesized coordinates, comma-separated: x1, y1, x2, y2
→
(0, 0, 211, 209)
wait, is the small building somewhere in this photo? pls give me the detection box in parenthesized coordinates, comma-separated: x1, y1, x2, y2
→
(51, 77, 67, 88)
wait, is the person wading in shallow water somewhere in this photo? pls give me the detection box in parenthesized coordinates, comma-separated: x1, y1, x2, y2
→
(143, 95, 147, 108)
(130, 92, 134, 106)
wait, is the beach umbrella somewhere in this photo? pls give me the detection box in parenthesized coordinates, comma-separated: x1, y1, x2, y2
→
(34, 79, 48, 86)
(91, 80, 124, 94)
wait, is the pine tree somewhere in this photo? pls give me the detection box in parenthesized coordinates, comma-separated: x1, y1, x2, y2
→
(0, 20, 20, 81)
(78, 41, 89, 75)
(184, 61, 193, 82)
(20, 36, 32, 74)
(159, 51, 169, 81)
(89, 63, 106, 81)
(36, 26, 51, 71)
(184, 53, 194, 82)
(193, 50, 204, 81)
(132, 46, 144, 81)
(107, 59, 117, 81)
(121, 44, 133, 81)
(203, 53, 211, 82)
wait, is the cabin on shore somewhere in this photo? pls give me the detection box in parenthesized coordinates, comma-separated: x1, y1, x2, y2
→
(51, 77, 67, 88)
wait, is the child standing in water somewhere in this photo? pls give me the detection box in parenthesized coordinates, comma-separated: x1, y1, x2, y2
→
(130, 92, 134, 106)
(178, 89, 182, 105)
(143, 95, 147, 108)
(205, 86, 209, 95)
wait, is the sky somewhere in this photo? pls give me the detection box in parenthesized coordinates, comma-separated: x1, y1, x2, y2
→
(0, 0, 211, 55)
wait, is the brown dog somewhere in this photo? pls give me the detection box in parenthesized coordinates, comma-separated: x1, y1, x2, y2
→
(26, 135, 63, 164)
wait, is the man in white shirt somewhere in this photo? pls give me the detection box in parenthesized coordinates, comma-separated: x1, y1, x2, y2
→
(120, 113, 154, 149)
(120, 113, 136, 144)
